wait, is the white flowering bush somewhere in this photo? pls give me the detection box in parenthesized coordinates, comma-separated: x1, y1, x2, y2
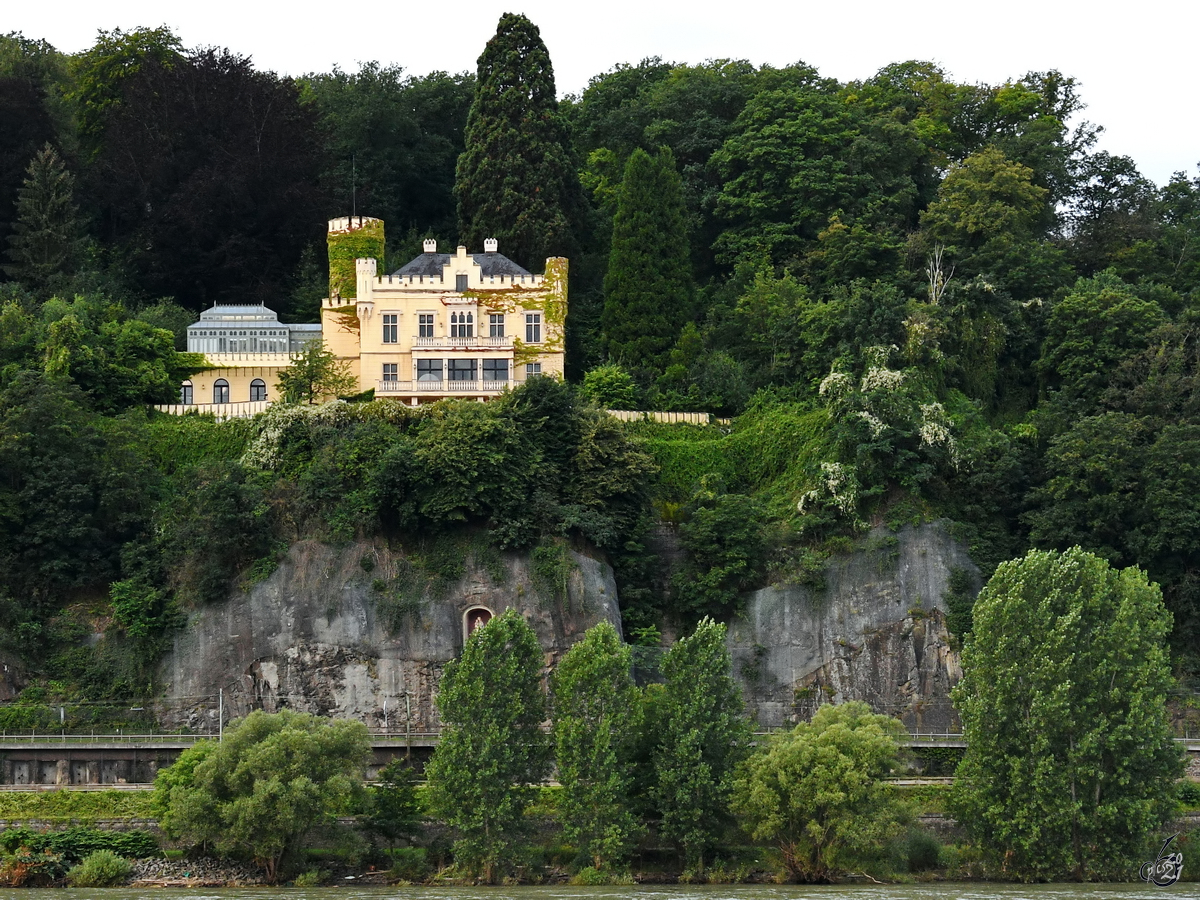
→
(801, 346, 961, 527)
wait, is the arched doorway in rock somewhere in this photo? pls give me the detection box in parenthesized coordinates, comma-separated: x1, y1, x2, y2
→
(463, 606, 494, 644)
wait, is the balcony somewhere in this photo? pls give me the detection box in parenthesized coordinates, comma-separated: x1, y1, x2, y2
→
(409, 335, 514, 350)
(376, 379, 510, 395)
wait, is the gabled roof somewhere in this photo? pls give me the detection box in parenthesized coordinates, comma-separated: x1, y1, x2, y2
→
(393, 250, 531, 279)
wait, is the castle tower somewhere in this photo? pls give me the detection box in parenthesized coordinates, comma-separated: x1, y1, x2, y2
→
(327, 216, 385, 300)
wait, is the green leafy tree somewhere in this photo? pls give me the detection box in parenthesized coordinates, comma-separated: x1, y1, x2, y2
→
(364, 758, 422, 849)
(1038, 271, 1165, 409)
(0, 372, 154, 650)
(551, 621, 642, 872)
(424, 608, 550, 882)
(654, 616, 749, 871)
(277, 341, 357, 404)
(579, 363, 638, 409)
(154, 709, 371, 883)
(602, 147, 693, 372)
(733, 701, 907, 882)
(951, 547, 1184, 880)
(3, 143, 81, 290)
(672, 478, 768, 620)
(301, 63, 473, 240)
(454, 13, 581, 269)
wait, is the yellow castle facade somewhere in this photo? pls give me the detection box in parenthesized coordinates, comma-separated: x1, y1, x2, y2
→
(165, 216, 567, 415)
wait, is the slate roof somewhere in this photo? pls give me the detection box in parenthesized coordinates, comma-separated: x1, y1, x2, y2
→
(393, 250, 531, 279)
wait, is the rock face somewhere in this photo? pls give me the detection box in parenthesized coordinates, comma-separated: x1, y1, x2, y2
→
(727, 522, 978, 731)
(156, 540, 621, 733)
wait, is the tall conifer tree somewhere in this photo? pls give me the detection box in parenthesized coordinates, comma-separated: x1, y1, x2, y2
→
(3, 142, 80, 289)
(454, 13, 581, 269)
(602, 147, 693, 373)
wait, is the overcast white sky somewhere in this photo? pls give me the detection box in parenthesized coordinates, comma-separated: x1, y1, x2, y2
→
(8, 0, 1198, 186)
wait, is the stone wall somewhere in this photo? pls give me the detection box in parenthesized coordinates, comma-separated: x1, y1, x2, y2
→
(155, 540, 621, 733)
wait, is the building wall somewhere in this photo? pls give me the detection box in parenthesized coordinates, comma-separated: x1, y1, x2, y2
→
(324, 248, 567, 402)
(185, 364, 288, 405)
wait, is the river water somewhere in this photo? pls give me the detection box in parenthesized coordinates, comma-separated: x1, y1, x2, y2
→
(2, 885, 1194, 900)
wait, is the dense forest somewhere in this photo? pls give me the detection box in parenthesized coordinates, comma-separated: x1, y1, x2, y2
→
(1, 15, 1199, 715)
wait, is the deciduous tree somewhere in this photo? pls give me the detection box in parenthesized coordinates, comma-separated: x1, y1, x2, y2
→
(552, 621, 642, 872)
(424, 608, 550, 882)
(154, 709, 371, 883)
(951, 547, 1184, 880)
(277, 341, 356, 404)
(653, 616, 749, 871)
(733, 701, 906, 882)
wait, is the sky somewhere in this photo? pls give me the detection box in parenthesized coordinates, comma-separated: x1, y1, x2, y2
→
(7, 0, 1198, 187)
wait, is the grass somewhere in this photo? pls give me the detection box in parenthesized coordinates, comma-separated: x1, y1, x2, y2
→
(0, 790, 155, 823)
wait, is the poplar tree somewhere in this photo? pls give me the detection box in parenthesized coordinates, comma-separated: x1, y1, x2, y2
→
(424, 609, 550, 883)
(952, 548, 1184, 880)
(552, 621, 642, 872)
(3, 142, 80, 289)
(454, 13, 581, 269)
(653, 616, 749, 872)
(601, 147, 693, 373)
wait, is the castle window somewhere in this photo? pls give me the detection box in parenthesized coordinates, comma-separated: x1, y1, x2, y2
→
(180, 381, 193, 404)
(382, 363, 398, 382)
(250, 378, 267, 401)
(383, 314, 398, 344)
(489, 314, 505, 337)
(417, 359, 442, 382)
(483, 359, 508, 382)
(525, 313, 541, 343)
(451, 312, 474, 339)
(448, 359, 476, 381)
(526, 363, 542, 377)
(419, 313, 434, 338)
(213, 379, 230, 404)
(456, 273, 468, 292)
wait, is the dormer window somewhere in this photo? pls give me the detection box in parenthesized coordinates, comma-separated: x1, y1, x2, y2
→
(456, 274, 468, 292)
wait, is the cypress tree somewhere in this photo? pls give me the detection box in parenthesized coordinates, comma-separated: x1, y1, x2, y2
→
(601, 147, 693, 372)
(454, 13, 581, 269)
(3, 142, 81, 289)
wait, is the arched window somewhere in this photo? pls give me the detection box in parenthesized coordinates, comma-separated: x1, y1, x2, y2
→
(250, 378, 267, 402)
(213, 379, 230, 404)
(180, 381, 193, 405)
(463, 606, 494, 644)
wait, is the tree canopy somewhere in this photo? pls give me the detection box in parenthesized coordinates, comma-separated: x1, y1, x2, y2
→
(454, 13, 582, 270)
(424, 608, 551, 882)
(153, 709, 371, 882)
(951, 548, 1183, 880)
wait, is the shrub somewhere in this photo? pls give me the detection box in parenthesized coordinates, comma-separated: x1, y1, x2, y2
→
(66, 849, 133, 887)
(387, 846, 429, 882)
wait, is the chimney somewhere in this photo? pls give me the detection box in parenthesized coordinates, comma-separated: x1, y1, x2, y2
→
(484, 238, 498, 253)
(423, 238, 437, 253)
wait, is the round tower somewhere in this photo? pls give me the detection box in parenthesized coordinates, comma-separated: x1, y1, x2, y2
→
(327, 216, 385, 300)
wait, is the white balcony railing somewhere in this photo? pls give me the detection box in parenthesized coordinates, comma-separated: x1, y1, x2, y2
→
(376, 380, 510, 394)
(409, 335, 514, 350)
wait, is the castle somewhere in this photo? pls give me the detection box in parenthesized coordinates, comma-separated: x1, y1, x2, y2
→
(168, 217, 566, 413)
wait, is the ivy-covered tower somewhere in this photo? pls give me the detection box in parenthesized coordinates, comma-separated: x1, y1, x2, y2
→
(327, 216, 385, 299)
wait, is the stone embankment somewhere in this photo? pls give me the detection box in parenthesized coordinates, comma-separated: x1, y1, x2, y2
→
(131, 858, 264, 886)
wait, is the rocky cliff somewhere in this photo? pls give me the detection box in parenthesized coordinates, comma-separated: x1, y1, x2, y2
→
(156, 522, 978, 733)
(155, 539, 621, 733)
(727, 522, 978, 731)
